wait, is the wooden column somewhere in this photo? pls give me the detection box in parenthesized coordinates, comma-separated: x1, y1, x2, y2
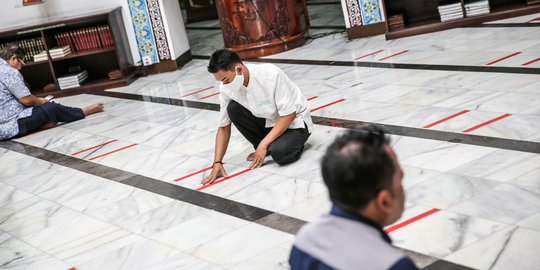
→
(216, 0, 309, 59)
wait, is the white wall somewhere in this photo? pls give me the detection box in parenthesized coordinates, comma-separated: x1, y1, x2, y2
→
(0, 0, 191, 65)
(160, 0, 190, 60)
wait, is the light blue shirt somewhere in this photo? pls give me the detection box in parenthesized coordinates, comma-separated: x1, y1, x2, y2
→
(0, 58, 33, 140)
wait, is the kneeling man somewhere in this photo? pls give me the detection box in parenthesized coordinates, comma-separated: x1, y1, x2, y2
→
(202, 49, 313, 185)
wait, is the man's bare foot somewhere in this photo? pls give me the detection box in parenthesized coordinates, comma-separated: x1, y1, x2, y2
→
(247, 152, 256, 161)
(82, 103, 104, 116)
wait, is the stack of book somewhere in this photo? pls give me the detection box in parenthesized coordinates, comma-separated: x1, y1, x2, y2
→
(438, 0, 464, 22)
(48, 45, 72, 59)
(58, 70, 88, 90)
(388, 14, 405, 31)
(464, 0, 490, 17)
(33, 51, 48, 62)
(107, 69, 123, 80)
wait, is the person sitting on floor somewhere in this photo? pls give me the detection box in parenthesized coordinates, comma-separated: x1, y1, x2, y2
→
(0, 43, 104, 140)
(289, 125, 418, 270)
(202, 49, 313, 185)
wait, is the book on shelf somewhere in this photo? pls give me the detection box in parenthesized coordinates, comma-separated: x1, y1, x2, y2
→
(438, 0, 464, 22)
(58, 70, 88, 90)
(1, 37, 45, 63)
(388, 13, 405, 31)
(48, 45, 72, 59)
(33, 51, 48, 62)
(464, 0, 490, 17)
(54, 25, 114, 53)
(107, 69, 123, 80)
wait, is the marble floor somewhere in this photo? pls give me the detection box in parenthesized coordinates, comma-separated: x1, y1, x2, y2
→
(1, 2, 540, 270)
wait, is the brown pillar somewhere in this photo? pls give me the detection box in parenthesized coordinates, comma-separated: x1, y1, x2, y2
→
(216, 0, 309, 59)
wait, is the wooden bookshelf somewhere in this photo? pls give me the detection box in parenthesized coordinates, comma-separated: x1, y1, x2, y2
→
(384, 0, 540, 39)
(0, 8, 135, 94)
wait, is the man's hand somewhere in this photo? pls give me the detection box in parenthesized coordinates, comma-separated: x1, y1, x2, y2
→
(249, 143, 268, 169)
(38, 97, 48, 104)
(201, 163, 228, 185)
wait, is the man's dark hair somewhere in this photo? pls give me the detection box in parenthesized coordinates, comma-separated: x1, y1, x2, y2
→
(321, 125, 395, 210)
(207, 49, 242, 73)
(0, 43, 26, 61)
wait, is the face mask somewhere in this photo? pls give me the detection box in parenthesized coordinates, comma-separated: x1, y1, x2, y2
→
(222, 67, 244, 92)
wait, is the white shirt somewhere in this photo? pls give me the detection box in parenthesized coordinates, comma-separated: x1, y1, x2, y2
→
(219, 63, 313, 133)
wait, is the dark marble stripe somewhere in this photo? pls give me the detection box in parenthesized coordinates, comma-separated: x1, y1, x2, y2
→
(92, 91, 540, 154)
(192, 55, 540, 75)
(465, 23, 540, 27)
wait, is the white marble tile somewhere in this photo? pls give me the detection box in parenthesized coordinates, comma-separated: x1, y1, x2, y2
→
(48, 134, 115, 156)
(257, 149, 324, 178)
(229, 242, 292, 270)
(13, 127, 94, 150)
(390, 210, 508, 258)
(139, 155, 213, 182)
(75, 238, 180, 270)
(475, 92, 540, 114)
(511, 168, 540, 188)
(398, 71, 500, 90)
(234, 178, 327, 212)
(445, 226, 540, 270)
(400, 142, 496, 172)
(0, 182, 33, 208)
(359, 84, 420, 103)
(517, 212, 540, 232)
(118, 200, 208, 237)
(0, 203, 80, 239)
(151, 211, 248, 251)
(86, 189, 173, 223)
(62, 113, 133, 134)
(191, 223, 294, 268)
(106, 149, 190, 176)
(449, 184, 540, 224)
(145, 252, 224, 270)
(406, 174, 501, 209)
(49, 227, 140, 265)
(401, 165, 443, 189)
(41, 175, 134, 213)
(0, 234, 71, 270)
(279, 193, 332, 222)
(99, 120, 171, 141)
(19, 214, 111, 252)
(450, 150, 540, 182)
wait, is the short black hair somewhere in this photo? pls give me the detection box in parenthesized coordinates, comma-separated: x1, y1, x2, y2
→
(207, 49, 242, 73)
(0, 43, 26, 61)
(321, 125, 395, 210)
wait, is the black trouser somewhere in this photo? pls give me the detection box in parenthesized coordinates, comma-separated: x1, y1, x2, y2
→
(227, 100, 310, 165)
(16, 102, 85, 137)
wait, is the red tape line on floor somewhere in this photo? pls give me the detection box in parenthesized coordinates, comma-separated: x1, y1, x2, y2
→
(310, 99, 346, 112)
(354, 49, 384, 60)
(196, 168, 252, 191)
(462, 113, 511, 133)
(379, 50, 409, 61)
(181, 86, 215, 97)
(200, 92, 220, 100)
(307, 96, 319, 101)
(486, 52, 521, 65)
(88, 143, 137, 160)
(385, 208, 440, 233)
(423, 110, 470, 129)
(522, 57, 540, 66)
(71, 139, 118, 156)
(174, 166, 213, 182)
